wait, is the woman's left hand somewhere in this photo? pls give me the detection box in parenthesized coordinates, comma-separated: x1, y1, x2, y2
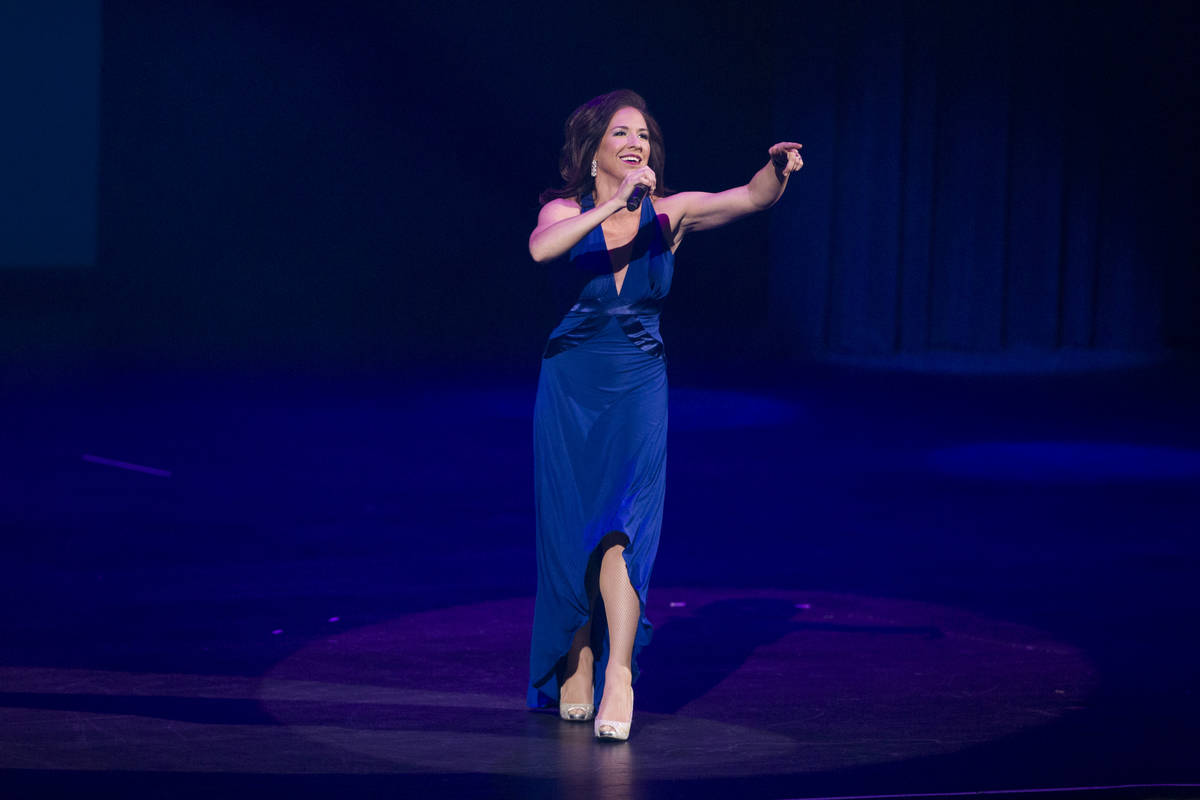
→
(769, 142, 804, 177)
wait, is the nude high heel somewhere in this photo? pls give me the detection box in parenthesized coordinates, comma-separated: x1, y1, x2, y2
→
(559, 702, 595, 722)
(593, 688, 633, 741)
(593, 715, 631, 741)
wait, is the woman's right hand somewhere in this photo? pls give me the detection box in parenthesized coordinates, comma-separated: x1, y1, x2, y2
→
(608, 166, 657, 208)
(530, 166, 657, 262)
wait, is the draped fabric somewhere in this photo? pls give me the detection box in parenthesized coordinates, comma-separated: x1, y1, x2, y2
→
(768, 0, 1196, 363)
(528, 194, 673, 708)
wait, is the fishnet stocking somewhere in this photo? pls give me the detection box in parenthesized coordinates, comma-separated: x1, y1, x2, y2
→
(596, 544, 636, 727)
(559, 619, 594, 706)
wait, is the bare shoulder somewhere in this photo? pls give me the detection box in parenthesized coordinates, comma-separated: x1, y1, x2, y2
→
(654, 187, 758, 237)
(652, 192, 685, 217)
(649, 193, 681, 225)
(651, 193, 697, 250)
(536, 196, 582, 227)
(653, 192, 704, 225)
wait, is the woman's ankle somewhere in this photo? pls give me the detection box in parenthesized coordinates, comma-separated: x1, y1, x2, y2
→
(561, 658, 594, 701)
(604, 664, 633, 689)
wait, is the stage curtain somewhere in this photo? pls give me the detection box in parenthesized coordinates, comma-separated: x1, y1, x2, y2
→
(768, 0, 1196, 364)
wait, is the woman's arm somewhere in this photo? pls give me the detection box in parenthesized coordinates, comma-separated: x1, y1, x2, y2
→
(658, 142, 802, 243)
(528, 197, 619, 263)
(528, 167, 656, 263)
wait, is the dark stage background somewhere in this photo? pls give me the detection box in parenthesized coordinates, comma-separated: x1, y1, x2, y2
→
(3, 0, 1195, 377)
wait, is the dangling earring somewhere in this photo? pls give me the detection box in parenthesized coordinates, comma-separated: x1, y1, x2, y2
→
(590, 158, 598, 178)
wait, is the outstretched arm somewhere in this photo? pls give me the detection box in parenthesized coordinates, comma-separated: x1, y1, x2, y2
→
(660, 142, 803, 242)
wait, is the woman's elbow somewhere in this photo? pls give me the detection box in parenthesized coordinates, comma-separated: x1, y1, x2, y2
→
(529, 236, 557, 263)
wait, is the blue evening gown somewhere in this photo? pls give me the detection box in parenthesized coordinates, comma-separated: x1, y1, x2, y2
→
(527, 192, 674, 709)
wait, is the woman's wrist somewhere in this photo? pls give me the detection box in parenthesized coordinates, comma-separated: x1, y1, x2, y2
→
(596, 195, 626, 217)
(746, 161, 787, 209)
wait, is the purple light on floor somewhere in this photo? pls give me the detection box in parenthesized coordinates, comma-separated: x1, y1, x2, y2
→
(271, 629, 283, 635)
(81, 454, 171, 477)
(669, 601, 686, 608)
(328, 617, 340, 623)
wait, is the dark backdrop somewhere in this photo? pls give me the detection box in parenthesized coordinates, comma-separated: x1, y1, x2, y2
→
(88, 0, 776, 377)
(3, 0, 1196, 378)
(770, 0, 1198, 365)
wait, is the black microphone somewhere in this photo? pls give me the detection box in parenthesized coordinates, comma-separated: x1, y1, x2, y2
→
(626, 184, 649, 211)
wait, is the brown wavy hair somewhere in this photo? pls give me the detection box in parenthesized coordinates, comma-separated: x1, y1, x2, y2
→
(539, 89, 670, 206)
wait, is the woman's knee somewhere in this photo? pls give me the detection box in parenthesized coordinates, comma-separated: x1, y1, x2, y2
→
(601, 544, 626, 571)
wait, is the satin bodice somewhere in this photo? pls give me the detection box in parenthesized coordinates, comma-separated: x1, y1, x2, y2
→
(543, 193, 675, 359)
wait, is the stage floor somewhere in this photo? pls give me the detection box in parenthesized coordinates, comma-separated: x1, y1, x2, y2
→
(2, 361, 1198, 799)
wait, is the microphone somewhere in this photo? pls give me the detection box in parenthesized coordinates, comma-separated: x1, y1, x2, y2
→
(626, 184, 650, 212)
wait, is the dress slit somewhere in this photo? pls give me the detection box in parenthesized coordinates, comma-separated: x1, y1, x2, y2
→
(527, 194, 673, 709)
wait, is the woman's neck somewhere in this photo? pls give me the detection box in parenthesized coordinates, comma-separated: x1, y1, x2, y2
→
(592, 174, 620, 205)
(592, 175, 641, 218)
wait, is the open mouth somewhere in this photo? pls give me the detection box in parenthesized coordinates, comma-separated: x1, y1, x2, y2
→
(620, 154, 642, 165)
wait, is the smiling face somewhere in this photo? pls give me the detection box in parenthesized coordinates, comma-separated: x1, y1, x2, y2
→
(593, 106, 649, 180)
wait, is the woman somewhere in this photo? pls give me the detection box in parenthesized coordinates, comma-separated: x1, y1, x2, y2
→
(527, 89, 802, 741)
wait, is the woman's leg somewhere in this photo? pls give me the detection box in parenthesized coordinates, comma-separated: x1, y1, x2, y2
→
(559, 619, 594, 715)
(596, 544, 637, 728)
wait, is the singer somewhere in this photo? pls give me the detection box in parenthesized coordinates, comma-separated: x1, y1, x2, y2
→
(526, 89, 803, 741)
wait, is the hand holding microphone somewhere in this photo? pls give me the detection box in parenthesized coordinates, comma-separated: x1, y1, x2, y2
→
(616, 166, 656, 212)
(626, 184, 650, 211)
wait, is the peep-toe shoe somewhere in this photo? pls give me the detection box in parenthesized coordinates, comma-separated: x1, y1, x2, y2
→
(559, 703, 595, 722)
(593, 714, 631, 741)
(594, 685, 633, 741)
